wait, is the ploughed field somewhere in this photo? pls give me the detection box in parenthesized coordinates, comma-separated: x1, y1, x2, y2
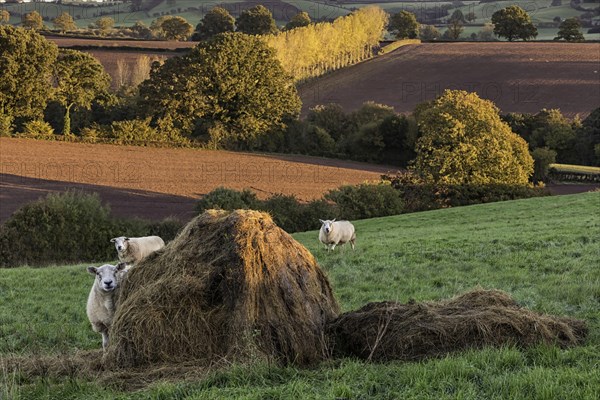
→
(298, 42, 599, 118)
(0, 138, 390, 222)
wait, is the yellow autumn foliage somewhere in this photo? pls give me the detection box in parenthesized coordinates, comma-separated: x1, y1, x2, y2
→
(414, 90, 534, 185)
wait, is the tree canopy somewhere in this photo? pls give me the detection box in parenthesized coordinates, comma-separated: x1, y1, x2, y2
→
(389, 11, 419, 39)
(53, 49, 111, 135)
(193, 7, 235, 40)
(22, 11, 43, 30)
(285, 12, 311, 30)
(236, 5, 278, 35)
(0, 10, 9, 25)
(53, 12, 77, 33)
(554, 18, 585, 42)
(138, 32, 300, 147)
(0, 26, 58, 128)
(414, 90, 533, 185)
(491, 6, 538, 41)
(159, 16, 193, 41)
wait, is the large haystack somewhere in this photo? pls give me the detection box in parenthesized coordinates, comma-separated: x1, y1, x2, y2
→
(105, 209, 340, 368)
(328, 289, 587, 362)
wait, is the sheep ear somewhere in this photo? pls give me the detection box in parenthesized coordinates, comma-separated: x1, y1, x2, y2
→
(332, 218, 336, 222)
(116, 262, 127, 271)
(124, 237, 130, 241)
(319, 219, 325, 224)
(87, 266, 97, 275)
(110, 238, 116, 243)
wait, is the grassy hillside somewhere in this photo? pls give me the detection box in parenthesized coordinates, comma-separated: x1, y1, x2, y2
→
(1, 192, 599, 398)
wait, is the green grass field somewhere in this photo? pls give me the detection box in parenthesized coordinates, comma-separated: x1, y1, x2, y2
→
(551, 163, 600, 175)
(1, 192, 599, 398)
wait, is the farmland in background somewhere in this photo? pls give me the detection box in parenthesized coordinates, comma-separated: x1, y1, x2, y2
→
(1, 0, 597, 39)
(0, 138, 392, 223)
(298, 42, 599, 118)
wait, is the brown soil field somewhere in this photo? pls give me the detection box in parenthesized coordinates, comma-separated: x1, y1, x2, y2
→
(298, 42, 600, 118)
(46, 36, 198, 50)
(0, 138, 391, 222)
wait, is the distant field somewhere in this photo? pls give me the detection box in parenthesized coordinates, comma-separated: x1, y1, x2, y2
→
(1, 192, 598, 398)
(551, 164, 600, 175)
(0, 138, 391, 222)
(298, 42, 599, 118)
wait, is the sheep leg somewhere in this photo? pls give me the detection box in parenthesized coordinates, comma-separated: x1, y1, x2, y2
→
(331, 243, 336, 251)
(101, 331, 109, 351)
(350, 239, 355, 250)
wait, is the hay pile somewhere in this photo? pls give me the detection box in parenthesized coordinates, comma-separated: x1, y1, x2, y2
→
(327, 289, 588, 362)
(105, 209, 340, 368)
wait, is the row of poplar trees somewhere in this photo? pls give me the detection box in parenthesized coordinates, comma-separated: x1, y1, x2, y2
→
(264, 6, 388, 82)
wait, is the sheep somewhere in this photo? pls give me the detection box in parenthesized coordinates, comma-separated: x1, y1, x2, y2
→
(86, 263, 127, 351)
(110, 235, 165, 268)
(319, 219, 356, 251)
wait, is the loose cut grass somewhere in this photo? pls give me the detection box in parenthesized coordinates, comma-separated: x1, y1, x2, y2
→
(328, 289, 587, 362)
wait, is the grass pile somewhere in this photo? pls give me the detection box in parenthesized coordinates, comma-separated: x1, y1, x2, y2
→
(105, 209, 340, 369)
(328, 289, 588, 362)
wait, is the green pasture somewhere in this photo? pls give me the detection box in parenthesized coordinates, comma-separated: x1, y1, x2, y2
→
(1, 192, 599, 398)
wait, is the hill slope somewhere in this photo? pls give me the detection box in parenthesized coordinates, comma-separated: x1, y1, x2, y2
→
(298, 42, 599, 117)
(1, 192, 598, 397)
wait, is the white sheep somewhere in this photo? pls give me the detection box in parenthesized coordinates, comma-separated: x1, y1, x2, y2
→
(110, 235, 165, 267)
(86, 263, 127, 350)
(319, 219, 356, 251)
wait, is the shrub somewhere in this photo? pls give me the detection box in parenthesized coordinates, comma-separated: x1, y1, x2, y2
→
(0, 191, 184, 267)
(384, 171, 549, 213)
(306, 104, 349, 141)
(0, 112, 13, 136)
(325, 182, 404, 220)
(342, 122, 385, 162)
(146, 216, 184, 241)
(283, 121, 336, 156)
(0, 191, 115, 267)
(532, 147, 557, 182)
(20, 120, 55, 138)
(261, 194, 307, 233)
(195, 187, 259, 213)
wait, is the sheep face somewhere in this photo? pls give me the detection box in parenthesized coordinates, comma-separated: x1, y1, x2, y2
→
(319, 219, 336, 234)
(87, 263, 126, 292)
(110, 236, 130, 253)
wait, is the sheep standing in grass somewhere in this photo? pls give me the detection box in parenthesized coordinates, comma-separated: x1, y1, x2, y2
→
(86, 263, 127, 350)
(319, 219, 356, 251)
(110, 235, 165, 268)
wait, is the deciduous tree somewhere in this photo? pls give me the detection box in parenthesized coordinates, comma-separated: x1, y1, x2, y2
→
(159, 16, 193, 41)
(420, 24, 440, 40)
(22, 11, 43, 30)
(285, 11, 311, 30)
(0, 10, 10, 25)
(138, 33, 300, 147)
(0, 26, 58, 128)
(53, 12, 77, 33)
(389, 10, 419, 39)
(491, 6, 537, 41)
(414, 90, 533, 185)
(236, 5, 278, 35)
(193, 7, 235, 40)
(53, 49, 111, 136)
(554, 18, 585, 42)
(95, 16, 114, 35)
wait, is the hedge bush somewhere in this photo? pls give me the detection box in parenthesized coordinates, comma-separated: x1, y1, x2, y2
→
(384, 171, 549, 213)
(324, 182, 404, 220)
(194, 183, 403, 233)
(0, 191, 183, 267)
